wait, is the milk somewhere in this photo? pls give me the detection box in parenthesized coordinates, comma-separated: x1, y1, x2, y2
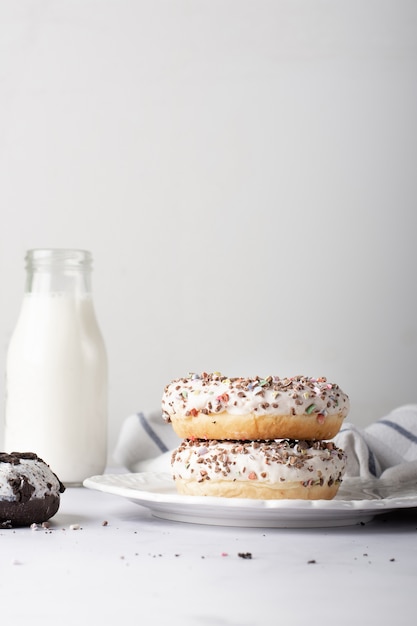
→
(5, 292, 107, 485)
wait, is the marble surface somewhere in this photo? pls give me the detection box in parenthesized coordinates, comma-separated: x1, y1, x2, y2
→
(1, 479, 417, 625)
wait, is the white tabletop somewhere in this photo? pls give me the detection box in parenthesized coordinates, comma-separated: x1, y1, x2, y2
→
(1, 475, 416, 626)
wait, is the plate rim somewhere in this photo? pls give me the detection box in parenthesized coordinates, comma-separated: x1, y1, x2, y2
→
(83, 471, 417, 516)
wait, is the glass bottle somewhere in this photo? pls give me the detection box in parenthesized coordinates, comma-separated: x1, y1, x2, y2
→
(4, 249, 108, 486)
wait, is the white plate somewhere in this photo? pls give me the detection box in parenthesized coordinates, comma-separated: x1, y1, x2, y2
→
(83, 472, 417, 528)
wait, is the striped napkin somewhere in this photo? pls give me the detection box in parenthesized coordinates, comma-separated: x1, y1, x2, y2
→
(334, 404, 417, 484)
(113, 404, 417, 485)
(113, 411, 180, 473)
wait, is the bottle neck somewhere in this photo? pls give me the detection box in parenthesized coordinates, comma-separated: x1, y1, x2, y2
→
(25, 249, 93, 295)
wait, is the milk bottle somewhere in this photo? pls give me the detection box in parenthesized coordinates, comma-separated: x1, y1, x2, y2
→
(4, 249, 108, 485)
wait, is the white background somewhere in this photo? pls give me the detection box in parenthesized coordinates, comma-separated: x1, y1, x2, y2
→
(0, 0, 416, 464)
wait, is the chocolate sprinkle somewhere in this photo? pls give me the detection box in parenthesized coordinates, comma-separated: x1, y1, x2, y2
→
(238, 552, 253, 559)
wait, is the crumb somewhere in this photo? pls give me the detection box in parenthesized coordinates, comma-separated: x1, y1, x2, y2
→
(69, 524, 80, 530)
(307, 559, 316, 564)
(102, 520, 108, 526)
(0, 521, 12, 529)
(238, 552, 252, 559)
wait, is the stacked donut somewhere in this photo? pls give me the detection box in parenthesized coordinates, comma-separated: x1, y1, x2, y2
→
(162, 373, 349, 500)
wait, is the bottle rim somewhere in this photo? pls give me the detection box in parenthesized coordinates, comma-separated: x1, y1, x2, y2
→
(25, 249, 93, 269)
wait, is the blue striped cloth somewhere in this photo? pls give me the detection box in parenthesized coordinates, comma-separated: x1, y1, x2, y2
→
(334, 404, 417, 483)
(114, 404, 417, 484)
(113, 411, 180, 472)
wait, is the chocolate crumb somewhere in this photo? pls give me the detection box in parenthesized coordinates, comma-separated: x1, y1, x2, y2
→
(238, 552, 252, 559)
(307, 559, 316, 564)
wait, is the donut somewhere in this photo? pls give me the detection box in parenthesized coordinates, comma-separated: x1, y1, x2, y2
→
(0, 452, 65, 528)
(162, 373, 350, 441)
(171, 438, 347, 500)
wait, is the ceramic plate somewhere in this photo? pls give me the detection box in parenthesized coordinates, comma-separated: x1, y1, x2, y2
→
(83, 472, 417, 528)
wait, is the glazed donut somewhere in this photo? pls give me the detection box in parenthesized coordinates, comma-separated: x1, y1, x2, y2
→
(162, 373, 350, 441)
(171, 438, 347, 500)
(0, 452, 65, 528)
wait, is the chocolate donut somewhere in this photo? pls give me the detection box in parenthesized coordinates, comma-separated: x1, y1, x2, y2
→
(171, 438, 347, 500)
(0, 452, 65, 528)
(162, 373, 350, 441)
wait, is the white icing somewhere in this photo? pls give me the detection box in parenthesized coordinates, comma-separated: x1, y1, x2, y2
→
(171, 439, 347, 487)
(162, 373, 350, 420)
(0, 458, 62, 501)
